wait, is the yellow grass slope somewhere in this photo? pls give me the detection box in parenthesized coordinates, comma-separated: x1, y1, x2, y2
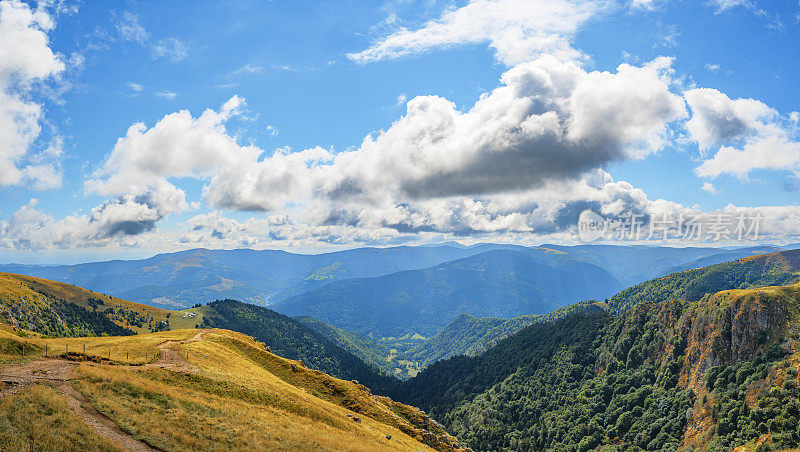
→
(0, 272, 209, 334)
(0, 325, 461, 451)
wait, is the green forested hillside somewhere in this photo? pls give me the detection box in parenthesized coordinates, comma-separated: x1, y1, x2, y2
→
(408, 300, 607, 366)
(608, 249, 800, 314)
(200, 299, 395, 390)
(391, 282, 800, 451)
(408, 314, 506, 366)
(295, 315, 390, 370)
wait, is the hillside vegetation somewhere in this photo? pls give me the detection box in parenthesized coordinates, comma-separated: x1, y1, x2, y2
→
(0, 272, 179, 337)
(296, 315, 391, 371)
(199, 299, 395, 390)
(0, 273, 403, 386)
(0, 326, 463, 451)
(391, 280, 800, 451)
(609, 249, 800, 313)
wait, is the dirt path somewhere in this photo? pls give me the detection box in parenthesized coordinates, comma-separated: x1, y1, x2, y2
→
(143, 329, 208, 373)
(56, 380, 156, 452)
(0, 358, 157, 451)
(0, 331, 211, 450)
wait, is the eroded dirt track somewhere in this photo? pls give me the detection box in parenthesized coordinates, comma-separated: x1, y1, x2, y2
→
(142, 329, 207, 373)
(0, 358, 157, 451)
(0, 331, 212, 450)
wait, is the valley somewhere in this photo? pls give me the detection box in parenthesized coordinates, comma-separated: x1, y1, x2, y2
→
(2, 246, 800, 450)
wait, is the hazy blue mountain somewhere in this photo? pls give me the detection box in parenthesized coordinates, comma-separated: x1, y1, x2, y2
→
(539, 244, 729, 287)
(0, 243, 769, 311)
(272, 249, 624, 337)
(0, 245, 509, 308)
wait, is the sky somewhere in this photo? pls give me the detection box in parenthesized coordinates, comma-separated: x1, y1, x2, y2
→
(1, 0, 800, 263)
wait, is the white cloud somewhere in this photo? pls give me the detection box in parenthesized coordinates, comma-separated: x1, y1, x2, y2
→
(684, 88, 775, 150)
(708, 0, 754, 13)
(85, 96, 250, 223)
(0, 197, 163, 250)
(229, 63, 264, 76)
(127, 82, 144, 92)
(204, 56, 686, 212)
(705, 63, 720, 73)
(653, 24, 679, 49)
(116, 12, 188, 62)
(8, 56, 682, 250)
(629, 0, 661, 9)
(155, 90, 177, 100)
(348, 0, 610, 65)
(686, 88, 800, 179)
(396, 93, 407, 105)
(701, 182, 718, 194)
(0, 0, 64, 189)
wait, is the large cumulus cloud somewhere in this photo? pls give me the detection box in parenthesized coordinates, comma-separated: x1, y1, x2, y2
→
(205, 56, 686, 211)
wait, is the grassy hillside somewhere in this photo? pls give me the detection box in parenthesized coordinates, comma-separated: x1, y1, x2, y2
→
(0, 327, 462, 451)
(0, 272, 175, 337)
(274, 249, 622, 337)
(0, 273, 401, 386)
(199, 299, 396, 390)
(390, 281, 800, 451)
(608, 248, 800, 313)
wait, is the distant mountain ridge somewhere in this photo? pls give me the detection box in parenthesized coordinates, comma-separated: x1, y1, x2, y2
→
(0, 245, 509, 308)
(273, 249, 623, 337)
(1, 244, 782, 311)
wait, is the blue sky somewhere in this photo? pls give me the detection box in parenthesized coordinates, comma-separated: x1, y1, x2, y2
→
(1, 0, 800, 263)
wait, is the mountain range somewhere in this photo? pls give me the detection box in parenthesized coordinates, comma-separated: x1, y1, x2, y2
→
(0, 244, 783, 311)
(3, 248, 800, 449)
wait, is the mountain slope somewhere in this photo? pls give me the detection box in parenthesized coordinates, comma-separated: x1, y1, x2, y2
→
(390, 282, 800, 451)
(0, 246, 508, 308)
(295, 315, 391, 371)
(408, 314, 507, 366)
(0, 273, 397, 387)
(274, 249, 623, 337)
(0, 327, 462, 451)
(539, 244, 732, 287)
(199, 299, 396, 390)
(609, 248, 800, 313)
(0, 272, 176, 337)
(410, 300, 609, 366)
(658, 245, 786, 276)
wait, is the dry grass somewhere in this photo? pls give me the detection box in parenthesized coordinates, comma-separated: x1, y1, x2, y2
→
(0, 383, 121, 452)
(70, 329, 436, 451)
(0, 327, 200, 365)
